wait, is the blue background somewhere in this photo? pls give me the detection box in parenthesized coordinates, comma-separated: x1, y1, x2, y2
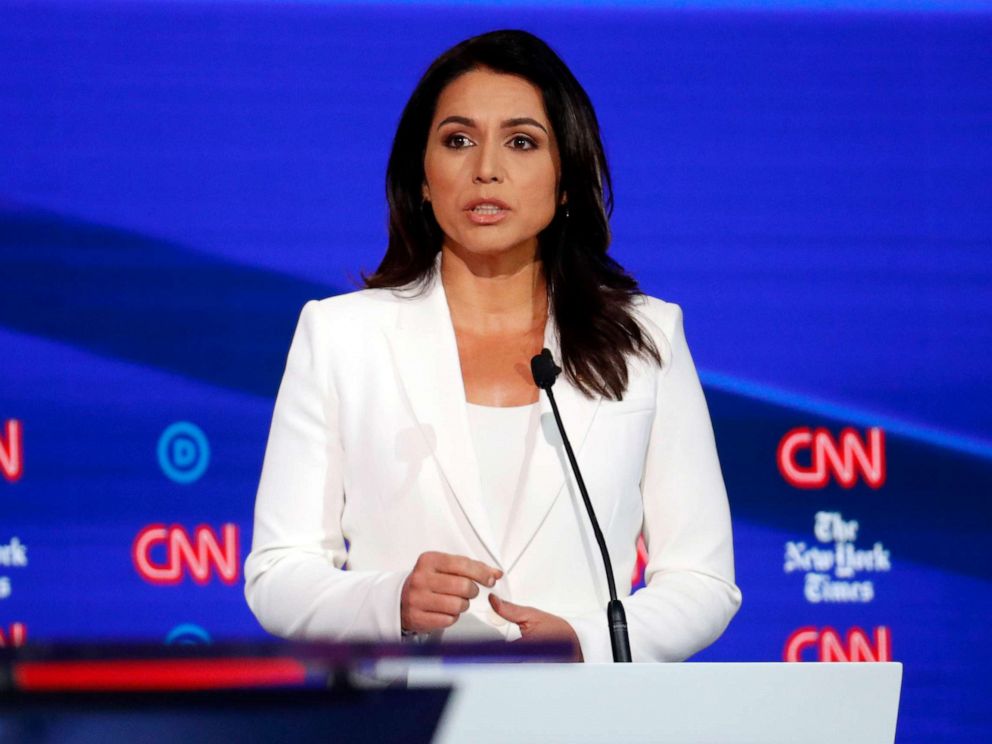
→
(1, 1, 989, 740)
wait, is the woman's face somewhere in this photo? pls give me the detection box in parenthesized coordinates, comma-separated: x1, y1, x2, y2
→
(423, 68, 561, 264)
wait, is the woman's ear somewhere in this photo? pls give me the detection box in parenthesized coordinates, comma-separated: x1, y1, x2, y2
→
(422, 183, 431, 203)
(560, 191, 568, 206)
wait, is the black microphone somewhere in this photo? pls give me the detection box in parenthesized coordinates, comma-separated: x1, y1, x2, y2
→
(531, 348, 632, 663)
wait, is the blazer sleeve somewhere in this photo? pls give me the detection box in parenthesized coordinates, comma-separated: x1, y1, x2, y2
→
(243, 300, 409, 641)
(566, 302, 743, 662)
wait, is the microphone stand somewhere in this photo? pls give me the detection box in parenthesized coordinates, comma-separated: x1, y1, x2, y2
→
(532, 349, 632, 663)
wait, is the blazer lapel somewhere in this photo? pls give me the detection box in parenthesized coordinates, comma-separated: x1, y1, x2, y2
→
(382, 276, 503, 567)
(500, 320, 602, 573)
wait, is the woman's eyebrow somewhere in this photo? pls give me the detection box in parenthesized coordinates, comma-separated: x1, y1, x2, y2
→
(436, 115, 549, 135)
(502, 117, 549, 134)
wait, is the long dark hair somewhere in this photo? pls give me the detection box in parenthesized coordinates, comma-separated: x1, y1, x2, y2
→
(364, 29, 660, 400)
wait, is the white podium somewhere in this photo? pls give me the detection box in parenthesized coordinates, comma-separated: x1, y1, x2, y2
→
(401, 662, 902, 744)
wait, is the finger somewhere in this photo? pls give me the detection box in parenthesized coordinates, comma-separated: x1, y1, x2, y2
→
(488, 593, 532, 624)
(415, 590, 471, 617)
(436, 554, 502, 587)
(407, 610, 458, 633)
(428, 572, 480, 600)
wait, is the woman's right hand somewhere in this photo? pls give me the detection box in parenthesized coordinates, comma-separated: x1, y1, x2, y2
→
(400, 551, 503, 633)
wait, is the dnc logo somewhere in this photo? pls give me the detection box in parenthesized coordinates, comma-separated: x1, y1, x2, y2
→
(165, 623, 213, 646)
(157, 422, 210, 484)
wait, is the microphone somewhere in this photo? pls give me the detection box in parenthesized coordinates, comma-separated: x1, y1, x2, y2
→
(530, 348, 632, 663)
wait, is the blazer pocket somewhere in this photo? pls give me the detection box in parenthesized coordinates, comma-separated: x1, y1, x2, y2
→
(600, 397, 655, 417)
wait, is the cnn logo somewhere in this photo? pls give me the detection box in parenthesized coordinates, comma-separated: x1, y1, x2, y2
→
(777, 427, 885, 489)
(132, 524, 240, 586)
(784, 626, 891, 662)
(1, 420, 23, 483)
(0, 622, 26, 647)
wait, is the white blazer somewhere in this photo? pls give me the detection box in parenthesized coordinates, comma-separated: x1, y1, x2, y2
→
(244, 273, 742, 663)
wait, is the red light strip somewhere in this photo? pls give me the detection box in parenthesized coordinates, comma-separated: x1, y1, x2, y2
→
(14, 657, 309, 691)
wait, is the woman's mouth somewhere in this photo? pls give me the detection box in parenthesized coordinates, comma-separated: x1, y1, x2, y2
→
(466, 203, 509, 225)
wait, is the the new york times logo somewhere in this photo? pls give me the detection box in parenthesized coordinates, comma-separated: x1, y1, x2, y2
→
(0, 537, 28, 600)
(784, 512, 891, 603)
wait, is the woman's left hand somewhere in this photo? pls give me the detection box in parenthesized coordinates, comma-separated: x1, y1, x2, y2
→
(488, 593, 583, 661)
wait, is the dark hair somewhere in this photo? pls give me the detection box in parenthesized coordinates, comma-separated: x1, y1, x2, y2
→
(364, 29, 660, 400)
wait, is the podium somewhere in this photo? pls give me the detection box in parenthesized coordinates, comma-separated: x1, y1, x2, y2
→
(402, 661, 903, 744)
(0, 643, 901, 743)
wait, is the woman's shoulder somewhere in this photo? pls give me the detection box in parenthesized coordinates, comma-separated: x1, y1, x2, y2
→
(630, 292, 685, 349)
(300, 286, 409, 330)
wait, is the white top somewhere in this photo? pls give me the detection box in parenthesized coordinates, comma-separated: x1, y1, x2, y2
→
(465, 402, 540, 546)
(244, 279, 742, 663)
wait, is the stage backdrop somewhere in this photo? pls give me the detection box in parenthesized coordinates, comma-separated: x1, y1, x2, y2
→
(1, 1, 990, 741)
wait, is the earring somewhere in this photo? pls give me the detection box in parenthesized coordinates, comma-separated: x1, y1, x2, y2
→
(564, 206, 570, 219)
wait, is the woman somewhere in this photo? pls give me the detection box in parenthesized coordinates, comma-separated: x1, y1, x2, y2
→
(244, 30, 741, 663)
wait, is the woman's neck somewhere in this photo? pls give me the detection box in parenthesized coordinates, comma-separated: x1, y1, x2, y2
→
(440, 244, 548, 335)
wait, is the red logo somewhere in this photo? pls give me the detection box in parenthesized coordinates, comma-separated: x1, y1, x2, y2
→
(777, 427, 885, 489)
(784, 625, 891, 662)
(631, 534, 649, 588)
(132, 524, 240, 585)
(1, 420, 23, 483)
(0, 622, 26, 647)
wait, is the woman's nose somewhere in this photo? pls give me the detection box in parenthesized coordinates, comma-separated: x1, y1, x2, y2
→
(472, 141, 503, 184)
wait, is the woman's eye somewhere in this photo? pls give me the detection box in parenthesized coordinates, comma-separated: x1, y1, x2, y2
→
(509, 135, 537, 150)
(444, 134, 473, 149)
